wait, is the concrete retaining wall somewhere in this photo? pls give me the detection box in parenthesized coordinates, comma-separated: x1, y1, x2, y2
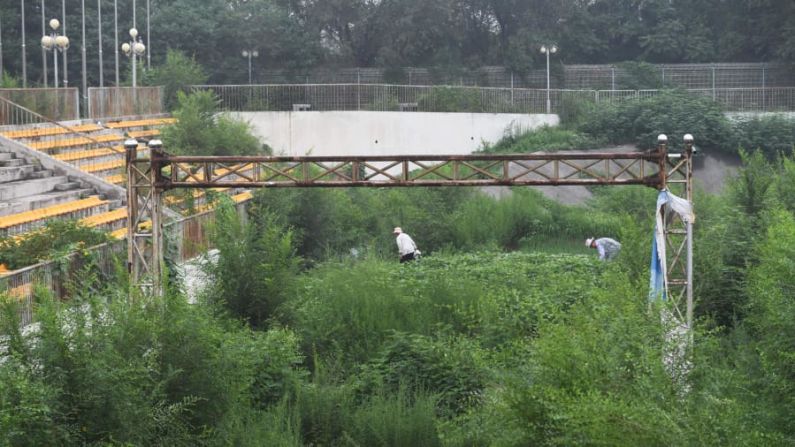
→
(232, 111, 558, 156)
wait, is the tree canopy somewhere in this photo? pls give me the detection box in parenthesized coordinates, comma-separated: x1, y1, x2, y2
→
(0, 0, 793, 85)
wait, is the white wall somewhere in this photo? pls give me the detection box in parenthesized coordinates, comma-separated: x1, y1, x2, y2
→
(232, 111, 558, 156)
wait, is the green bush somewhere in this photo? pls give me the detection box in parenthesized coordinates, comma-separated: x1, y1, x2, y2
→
(480, 125, 595, 154)
(580, 89, 734, 151)
(417, 86, 484, 112)
(144, 50, 207, 111)
(0, 220, 111, 270)
(733, 114, 795, 158)
(206, 201, 301, 328)
(161, 90, 262, 156)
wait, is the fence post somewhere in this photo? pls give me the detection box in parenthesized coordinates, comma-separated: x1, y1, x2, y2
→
(711, 66, 716, 100)
(611, 67, 616, 90)
(510, 72, 514, 106)
(74, 88, 80, 120)
(357, 68, 361, 111)
(762, 66, 766, 111)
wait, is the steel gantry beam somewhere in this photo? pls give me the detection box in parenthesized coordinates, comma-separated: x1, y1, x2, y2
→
(127, 136, 694, 327)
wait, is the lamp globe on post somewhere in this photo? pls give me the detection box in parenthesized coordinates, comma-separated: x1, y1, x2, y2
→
(42, 19, 68, 88)
(540, 44, 558, 114)
(242, 49, 259, 85)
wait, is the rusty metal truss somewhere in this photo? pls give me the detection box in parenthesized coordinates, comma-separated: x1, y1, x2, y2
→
(127, 137, 693, 328)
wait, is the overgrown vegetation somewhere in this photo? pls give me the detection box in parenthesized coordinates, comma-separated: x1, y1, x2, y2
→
(143, 49, 208, 111)
(0, 220, 111, 270)
(5, 94, 795, 443)
(161, 90, 263, 156)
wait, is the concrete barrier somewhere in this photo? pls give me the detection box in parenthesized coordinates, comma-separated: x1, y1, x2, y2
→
(232, 111, 558, 156)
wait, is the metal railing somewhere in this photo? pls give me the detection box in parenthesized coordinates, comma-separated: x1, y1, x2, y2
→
(193, 84, 795, 114)
(0, 88, 79, 124)
(0, 199, 249, 326)
(258, 63, 795, 89)
(87, 86, 164, 119)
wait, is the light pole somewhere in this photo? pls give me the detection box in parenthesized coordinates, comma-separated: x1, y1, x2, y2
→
(539, 44, 558, 114)
(121, 27, 145, 88)
(41, 19, 69, 88)
(242, 50, 258, 84)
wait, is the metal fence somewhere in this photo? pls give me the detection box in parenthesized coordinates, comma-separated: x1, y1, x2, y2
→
(194, 84, 795, 114)
(259, 63, 795, 90)
(0, 88, 79, 124)
(87, 86, 164, 119)
(0, 199, 249, 326)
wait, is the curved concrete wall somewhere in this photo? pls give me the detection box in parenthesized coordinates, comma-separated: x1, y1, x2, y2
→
(232, 111, 558, 156)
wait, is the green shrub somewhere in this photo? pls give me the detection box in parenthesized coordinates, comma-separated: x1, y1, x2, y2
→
(206, 201, 301, 328)
(161, 90, 262, 156)
(0, 220, 111, 270)
(733, 114, 795, 158)
(417, 86, 484, 112)
(580, 90, 733, 151)
(144, 49, 207, 111)
(480, 125, 595, 154)
(358, 332, 486, 416)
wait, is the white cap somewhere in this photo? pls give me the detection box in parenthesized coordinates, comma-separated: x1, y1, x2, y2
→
(393, 227, 402, 234)
(585, 238, 594, 247)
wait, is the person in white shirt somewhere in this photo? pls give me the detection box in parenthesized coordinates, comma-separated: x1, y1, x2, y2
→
(586, 237, 621, 261)
(393, 227, 420, 263)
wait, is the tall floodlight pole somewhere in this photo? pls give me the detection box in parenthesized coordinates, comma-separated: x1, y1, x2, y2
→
(146, 0, 150, 69)
(122, 27, 145, 87)
(539, 44, 557, 114)
(0, 17, 4, 84)
(41, 18, 68, 88)
(242, 50, 258, 84)
(114, 0, 119, 85)
(81, 0, 87, 110)
(97, 0, 103, 87)
(61, 0, 67, 86)
(21, 0, 27, 87)
(41, 0, 47, 87)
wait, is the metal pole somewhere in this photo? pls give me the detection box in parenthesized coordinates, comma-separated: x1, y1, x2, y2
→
(97, 0, 103, 87)
(61, 0, 67, 87)
(61, 0, 69, 88)
(52, 38, 58, 87)
(41, 0, 46, 87)
(247, 53, 252, 84)
(0, 17, 4, 84)
(684, 137, 694, 330)
(711, 66, 715, 100)
(762, 66, 766, 111)
(132, 0, 136, 29)
(132, 46, 136, 87)
(545, 49, 551, 114)
(81, 0, 87, 114)
(146, 0, 150, 69)
(21, 0, 27, 87)
(114, 0, 118, 85)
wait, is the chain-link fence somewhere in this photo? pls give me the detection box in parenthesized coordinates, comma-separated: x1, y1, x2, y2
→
(194, 84, 795, 114)
(258, 63, 795, 90)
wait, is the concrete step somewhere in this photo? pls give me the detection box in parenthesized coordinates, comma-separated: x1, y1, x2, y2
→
(28, 170, 54, 179)
(0, 175, 69, 200)
(0, 153, 13, 161)
(0, 165, 36, 184)
(1, 159, 26, 168)
(0, 188, 95, 217)
(54, 182, 80, 191)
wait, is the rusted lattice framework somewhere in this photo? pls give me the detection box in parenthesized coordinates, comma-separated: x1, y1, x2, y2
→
(126, 135, 694, 325)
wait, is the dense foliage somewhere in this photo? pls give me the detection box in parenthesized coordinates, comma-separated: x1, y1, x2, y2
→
(161, 91, 263, 156)
(1, 0, 794, 85)
(0, 220, 111, 270)
(143, 50, 208, 111)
